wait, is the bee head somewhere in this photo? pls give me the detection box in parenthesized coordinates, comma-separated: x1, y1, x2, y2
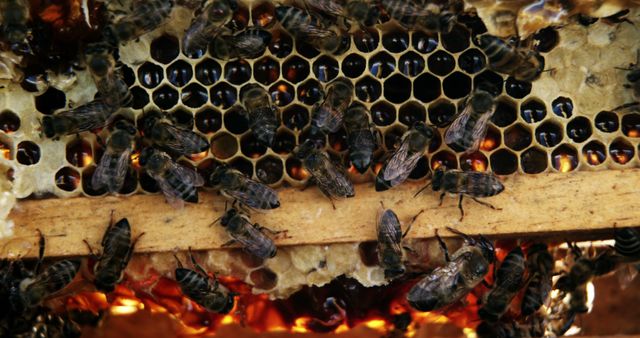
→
(220, 208, 238, 226)
(139, 147, 164, 171)
(41, 116, 57, 138)
(209, 165, 229, 186)
(140, 111, 163, 136)
(470, 90, 496, 113)
(293, 139, 315, 160)
(174, 267, 192, 282)
(331, 77, 354, 99)
(114, 119, 137, 135)
(412, 121, 434, 139)
(476, 235, 496, 263)
(240, 84, 268, 109)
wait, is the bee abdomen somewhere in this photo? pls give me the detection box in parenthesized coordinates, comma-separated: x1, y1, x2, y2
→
(167, 174, 199, 203)
(42, 260, 81, 293)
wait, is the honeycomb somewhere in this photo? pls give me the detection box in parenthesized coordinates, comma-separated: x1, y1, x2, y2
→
(1, 2, 640, 297)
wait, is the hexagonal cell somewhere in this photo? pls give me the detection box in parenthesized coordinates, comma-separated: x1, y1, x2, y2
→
(256, 156, 284, 185)
(428, 99, 456, 128)
(334, 35, 352, 56)
(299, 127, 326, 148)
(179, 83, 207, 109)
(269, 81, 295, 107)
(490, 149, 517, 175)
(458, 48, 486, 74)
(384, 74, 411, 104)
(480, 125, 501, 152)
(0, 110, 20, 132)
(152, 85, 179, 110)
(328, 128, 348, 152)
(130, 86, 149, 109)
(138, 62, 164, 89)
(170, 108, 194, 129)
(241, 133, 268, 159)
(166, 60, 193, 87)
(268, 30, 293, 58)
(431, 150, 458, 170)
(474, 71, 504, 97)
(55, 167, 81, 192)
(20, 66, 47, 93)
(521, 98, 547, 123)
(223, 107, 249, 134)
(371, 101, 397, 127)
(118, 168, 139, 195)
(551, 144, 578, 172)
(533, 27, 560, 53)
(409, 156, 429, 179)
(354, 28, 380, 52)
(229, 156, 254, 177)
(551, 97, 573, 118)
(567, 116, 592, 143)
(139, 170, 159, 193)
(282, 105, 309, 131)
(252, 1, 276, 28)
(296, 79, 323, 106)
(399, 51, 425, 77)
(150, 34, 180, 64)
(414, 73, 441, 103)
(195, 59, 222, 85)
(16, 141, 40, 165)
(82, 166, 107, 196)
(460, 152, 488, 172)
(428, 50, 455, 76)
(342, 54, 366, 78)
(35, 87, 66, 114)
(358, 241, 379, 266)
(282, 55, 310, 83)
(224, 59, 252, 85)
(210, 82, 237, 108)
(272, 129, 296, 154)
(505, 77, 531, 99)
(504, 123, 532, 151)
(441, 25, 470, 53)
(194, 158, 221, 187)
(609, 138, 634, 165)
(252, 57, 279, 86)
(211, 132, 239, 160)
(412, 31, 438, 53)
(313, 56, 340, 83)
(355, 76, 382, 102)
(443, 71, 472, 99)
(520, 147, 548, 174)
(583, 140, 606, 166)
(285, 157, 308, 181)
(399, 101, 426, 126)
(595, 111, 619, 133)
(195, 108, 222, 134)
(295, 40, 321, 59)
(535, 121, 563, 147)
(382, 30, 409, 53)
(491, 98, 518, 127)
(383, 126, 406, 150)
(622, 113, 640, 137)
(66, 138, 93, 168)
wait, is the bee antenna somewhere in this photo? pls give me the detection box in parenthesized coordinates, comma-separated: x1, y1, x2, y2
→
(413, 182, 432, 198)
(173, 252, 183, 268)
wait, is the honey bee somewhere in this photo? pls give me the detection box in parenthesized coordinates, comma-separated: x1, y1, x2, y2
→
(377, 205, 423, 279)
(104, 0, 174, 45)
(0, 0, 30, 52)
(444, 88, 496, 154)
(478, 246, 526, 322)
(375, 121, 435, 192)
(138, 147, 204, 206)
(379, 0, 457, 33)
(477, 314, 545, 338)
(239, 85, 279, 147)
(415, 167, 504, 221)
(555, 242, 617, 293)
(182, 0, 238, 57)
(407, 227, 495, 312)
(275, 5, 342, 53)
(475, 34, 545, 82)
(210, 27, 272, 60)
(521, 243, 553, 316)
(141, 111, 210, 157)
(617, 51, 640, 100)
(174, 248, 235, 313)
(305, 0, 380, 31)
(84, 215, 144, 293)
(92, 120, 137, 193)
(41, 100, 118, 139)
(293, 139, 355, 208)
(84, 42, 132, 108)
(344, 103, 378, 174)
(215, 208, 281, 259)
(311, 77, 353, 135)
(209, 165, 280, 210)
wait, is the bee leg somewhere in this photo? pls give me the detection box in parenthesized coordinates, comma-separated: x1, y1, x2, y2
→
(83, 240, 99, 260)
(402, 209, 424, 238)
(188, 247, 217, 285)
(439, 192, 446, 206)
(34, 229, 45, 275)
(471, 197, 501, 211)
(435, 229, 451, 263)
(458, 195, 465, 221)
(123, 232, 146, 266)
(255, 224, 284, 236)
(221, 239, 237, 247)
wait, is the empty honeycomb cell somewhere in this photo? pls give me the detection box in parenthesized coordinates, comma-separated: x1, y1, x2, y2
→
(268, 30, 293, 58)
(0, 110, 20, 133)
(551, 144, 579, 172)
(283, 56, 310, 84)
(55, 167, 80, 192)
(382, 30, 409, 53)
(491, 98, 518, 127)
(272, 129, 296, 154)
(121, 65, 136, 87)
(81, 166, 106, 197)
(210, 82, 237, 108)
(130, 86, 150, 109)
(253, 57, 279, 86)
(480, 125, 501, 152)
(443, 72, 472, 99)
(138, 62, 164, 89)
(622, 113, 640, 137)
(551, 97, 573, 118)
(139, 170, 159, 193)
(428, 99, 456, 127)
(504, 123, 532, 151)
(413, 73, 441, 103)
(412, 31, 438, 54)
(409, 156, 429, 179)
(195, 59, 222, 85)
(431, 150, 458, 170)
(567, 116, 592, 142)
(223, 107, 249, 134)
(241, 133, 268, 159)
(166, 60, 193, 87)
(399, 101, 427, 126)
(65, 138, 93, 168)
(536, 121, 563, 147)
(35, 87, 66, 115)
(313, 56, 340, 82)
(119, 169, 139, 195)
(20, 66, 46, 93)
(180, 83, 209, 108)
(354, 29, 380, 53)
(342, 54, 366, 78)
(399, 51, 425, 77)
(296, 41, 321, 59)
(224, 59, 252, 85)
(521, 98, 547, 123)
(286, 156, 307, 181)
(384, 126, 406, 150)
(533, 27, 560, 53)
(490, 149, 518, 175)
(384, 74, 411, 104)
(195, 108, 222, 134)
(269, 81, 295, 106)
(371, 101, 397, 127)
(458, 48, 486, 74)
(441, 25, 470, 53)
(170, 109, 194, 129)
(505, 77, 531, 99)
(355, 76, 382, 102)
(583, 140, 606, 166)
(297, 79, 323, 105)
(474, 71, 504, 97)
(16, 141, 40, 165)
(520, 147, 548, 174)
(595, 111, 619, 133)
(609, 138, 634, 165)
(150, 34, 180, 64)
(358, 241, 379, 267)
(282, 105, 309, 131)
(299, 127, 326, 147)
(211, 132, 239, 160)
(252, 1, 275, 28)
(152, 85, 179, 110)
(228, 4, 250, 31)
(328, 128, 348, 153)
(460, 152, 488, 171)
(428, 50, 455, 76)
(229, 157, 254, 177)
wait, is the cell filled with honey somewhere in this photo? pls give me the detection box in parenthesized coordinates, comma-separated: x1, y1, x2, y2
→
(622, 113, 640, 137)
(399, 51, 425, 77)
(521, 98, 547, 123)
(583, 141, 606, 166)
(195, 59, 222, 85)
(55, 167, 81, 192)
(595, 111, 619, 133)
(428, 50, 455, 76)
(490, 149, 518, 175)
(283, 56, 310, 84)
(282, 104, 309, 131)
(399, 102, 426, 127)
(65, 138, 93, 168)
(536, 121, 563, 147)
(342, 54, 366, 78)
(254, 57, 280, 85)
(230, 156, 254, 178)
(609, 138, 634, 165)
(371, 101, 397, 127)
(505, 123, 532, 151)
(167, 60, 193, 87)
(355, 76, 382, 102)
(428, 99, 456, 128)
(552, 145, 579, 172)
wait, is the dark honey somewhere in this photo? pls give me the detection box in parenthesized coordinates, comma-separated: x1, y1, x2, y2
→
(533, 27, 560, 53)
(297, 80, 324, 105)
(0, 111, 20, 133)
(428, 50, 455, 76)
(195, 108, 222, 134)
(520, 147, 548, 174)
(383, 126, 405, 150)
(211, 132, 239, 160)
(210, 82, 237, 108)
(583, 141, 606, 166)
(382, 30, 409, 53)
(504, 123, 532, 151)
(458, 48, 486, 74)
(411, 31, 438, 54)
(490, 149, 518, 175)
(551, 97, 573, 118)
(282, 105, 310, 131)
(224, 60, 252, 85)
(353, 29, 380, 53)
(252, 1, 276, 28)
(610, 138, 634, 164)
(256, 156, 284, 184)
(195, 59, 222, 85)
(399, 102, 427, 126)
(138, 62, 164, 89)
(250, 268, 278, 291)
(443, 72, 472, 99)
(35, 87, 66, 115)
(414, 73, 441, 103)
(313, 56, 340, 83)
(181, 83, 208, 108)
(65, 138, 93, 168)
(16, 141, 40, 165)
(354, 76, 382, 102)
(369, 52, 396, 79)
(328, 128, 348, 152)
(535, 122, 563, 147)
(254, 57, 280, 85)
(150, 34, 180, 64)
(167, 60, 193, 87)
(283, 56, 310, 83)
(55, 167, 80, 191)
(268, 30, 294, 58)
(551, 145, 578, 172)
(480, 126, 501, 152)
(384, 74, 411, 104)
(491, 99, 518, 127)
(130, 86, 150, 109)
(272, 130, 296, 155)
(342, 54, 366, 79)
(371, 102, 397, 127)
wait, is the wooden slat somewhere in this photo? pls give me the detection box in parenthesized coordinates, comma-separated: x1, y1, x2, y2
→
(3, 169, 640, 258)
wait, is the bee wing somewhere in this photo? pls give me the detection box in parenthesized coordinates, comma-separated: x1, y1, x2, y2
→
(383, 1, 432, 17)
(160, 124, 210, 155)
(224, 176, 278, 209)
(382, 137, 422, 183)
(301, 25, 336, 39)
(59, 101, 115, 132)
(231, 220, 274, 259)
(92, 148, 132, 193)
(229, 33, 268, 57)
(309, 0, 345, 17)
(308, 153, 354, 198)
(444, 104, 473, 146)
(172, 164, 205, 187)
(377, 210, 402, 245)
(456, 171, 501, 195)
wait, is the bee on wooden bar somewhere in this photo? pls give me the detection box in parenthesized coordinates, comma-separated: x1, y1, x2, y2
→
(104, 0, 174, 45)
(305, 0, 380, 31)
(41, 100, 118, 139)
(84, 42, 132, 108)
(84, 215, 144, 293)
(239, 84, 279, 148)
(209, 164, 280, 210)
(293, 139, 355, 208)
(344, 103, 378, 174)
(92, 120, 137, 193)
(211, 27, 272, 60)
(407, 227, 495, 312)
(475, 34, 545, 82)
(141, 111, 210, 157)
(379, 0, 457, 33)
(139, 147, 204, 206)
(275, 5, 342, 53)
(214, 207, 281, 259)
(0, 0, 31, 53)
(521, 243, 553, 316)
(174, 248, 235, 313)
(445, 88, 496, 154)
(478, 246, 526, 322)
(311, 77, 353, 135)
(415, 167, 504, 221)
(182, 0, 238, 57)
(377, 204, 423, 280)
(376, 121, 435, 192)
